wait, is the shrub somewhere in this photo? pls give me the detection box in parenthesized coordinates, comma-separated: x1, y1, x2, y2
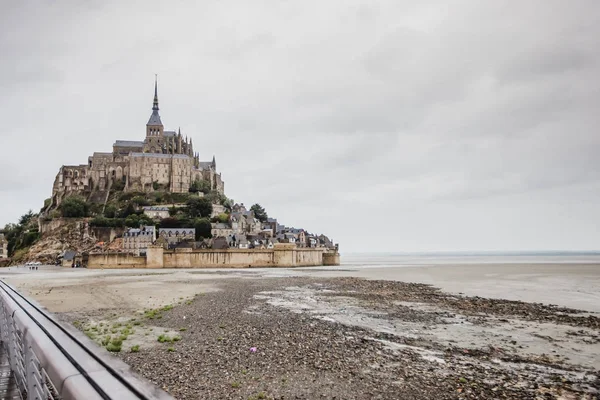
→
(216, 213, 230, 223)
(153, 192, 164, 204)
(193, 218, 212, 240)
(120, 203, 137, 218)
(106, 342, 121, 352)
(104, 205, 117, 218)
(159, 217, 189, 229)
(60, 196, 89, 218)
(131, 196, 149, 207)
(130, 345, 140, 353)
(49, 210, 61, 219)
(112, 179, 125, 191)
(189, 179, 211, 194)
(119, 192, 136, 202)
(171, 193, 191, 204)
(157, 334, 169, 343)
(187, 198, 212, 218)
(22, 232, 40, 247)
(124, 214, 140, 227)
(144, 309, 161, 319)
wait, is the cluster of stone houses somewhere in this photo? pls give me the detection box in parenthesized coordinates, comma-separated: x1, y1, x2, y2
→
(122, 202, 336, 255)
(122, 225, 196, 255)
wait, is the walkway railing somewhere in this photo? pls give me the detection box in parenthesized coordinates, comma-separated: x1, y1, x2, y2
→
(0, 280, 174, 400)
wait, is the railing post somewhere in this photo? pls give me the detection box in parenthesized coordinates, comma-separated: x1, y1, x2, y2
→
(12, 317, 27, 396)
(25, 338, 45, 400)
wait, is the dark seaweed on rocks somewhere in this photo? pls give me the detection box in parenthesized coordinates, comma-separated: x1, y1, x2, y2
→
(118, 277, 599, 400)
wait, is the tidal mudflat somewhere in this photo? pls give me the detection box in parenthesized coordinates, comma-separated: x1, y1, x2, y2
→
(1, 263, 598, 399)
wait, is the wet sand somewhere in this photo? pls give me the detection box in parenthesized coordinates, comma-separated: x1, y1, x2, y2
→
(2, 262, 598, 313)
(288, 263, 600, 313)
(1, 263, 598, 399)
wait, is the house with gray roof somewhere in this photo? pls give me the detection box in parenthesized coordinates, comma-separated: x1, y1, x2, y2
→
(159, 228, 195, 244)
(211, 223, 233, 238)
(212, 236, 229, 250)
(123, 226, 156, 255)
(143, 206, 170, 219)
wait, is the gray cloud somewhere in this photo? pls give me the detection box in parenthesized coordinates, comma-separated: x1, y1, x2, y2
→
(1, 0, 599, 251)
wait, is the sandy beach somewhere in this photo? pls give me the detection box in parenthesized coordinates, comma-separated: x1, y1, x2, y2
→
(1, 262, 598, 399)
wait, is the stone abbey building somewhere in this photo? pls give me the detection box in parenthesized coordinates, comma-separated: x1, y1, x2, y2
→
(51, 79, 224, 205)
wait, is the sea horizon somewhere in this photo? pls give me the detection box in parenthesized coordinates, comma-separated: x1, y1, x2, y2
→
(341, 250, 600, 266)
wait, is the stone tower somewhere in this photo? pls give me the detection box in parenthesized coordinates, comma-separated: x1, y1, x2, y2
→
(145, 76, 164, 153)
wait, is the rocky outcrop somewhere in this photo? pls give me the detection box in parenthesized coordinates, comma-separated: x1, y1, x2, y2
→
(25, 219, 98, 264)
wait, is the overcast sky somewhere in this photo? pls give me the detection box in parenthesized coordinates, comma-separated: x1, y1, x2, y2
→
(1, 1, 599, 252)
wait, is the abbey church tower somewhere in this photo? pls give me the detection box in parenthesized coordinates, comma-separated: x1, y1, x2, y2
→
(144, 76, 164, 153)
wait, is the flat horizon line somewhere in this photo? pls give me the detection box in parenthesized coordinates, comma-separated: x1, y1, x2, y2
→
(343, 250, 600, 256)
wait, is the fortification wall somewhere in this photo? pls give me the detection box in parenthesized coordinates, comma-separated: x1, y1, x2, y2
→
(87, 247, 334, 269)
(163, 248, 275, 268)
(87, 253, 146, 268)
(295, 248, 324, 266)
(323, 252, 341, 266)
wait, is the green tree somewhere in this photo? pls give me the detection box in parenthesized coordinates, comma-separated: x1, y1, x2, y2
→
(104, 205, 117, 218)
(60, 196, 89, 218)
(124, 214, 140, 227)
(120, 203, 136, 218)
(159, 218, 181, 228)
(193, 218, 212, 240)
(215, 213, 229, 223)
(19, 210, 35, 225)
(22, 232, 40, 247)
(42, 198, 52, 210)
(189, 179, 211, 194)
(138, 214, 154, 226)
(250, 204, 268, 223)
(186, 197, 213, 219)
(131, 196, 149, 207)
(222, 197, 233, 211)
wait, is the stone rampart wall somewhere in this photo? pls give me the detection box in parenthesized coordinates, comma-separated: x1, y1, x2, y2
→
(163, 248, 275, 268)
(88, 253, 146, 268)
(87, 247, 335, 269)
(323, 252, 341, 266)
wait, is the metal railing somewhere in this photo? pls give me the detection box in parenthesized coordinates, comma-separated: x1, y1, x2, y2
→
(0, 280, 174, 400)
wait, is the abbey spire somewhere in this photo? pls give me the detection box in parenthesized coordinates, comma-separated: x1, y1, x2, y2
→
(147, 75, 163, 127)
(152, 74, 159, 111)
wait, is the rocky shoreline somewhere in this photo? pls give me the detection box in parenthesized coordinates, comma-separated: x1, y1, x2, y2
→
(88, 276, 600, 399)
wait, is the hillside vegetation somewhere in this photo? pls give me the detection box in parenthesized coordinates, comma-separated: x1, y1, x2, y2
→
(1, 186, 233, 263)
